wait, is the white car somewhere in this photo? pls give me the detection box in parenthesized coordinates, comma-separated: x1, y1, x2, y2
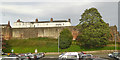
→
(2, 54, 20, 60)
(59, 52, 79, 60)
(108, 52, 120, 60)
(28, 53, 44, 59)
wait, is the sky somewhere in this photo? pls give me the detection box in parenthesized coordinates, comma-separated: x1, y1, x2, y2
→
(0, 0, 119, 29)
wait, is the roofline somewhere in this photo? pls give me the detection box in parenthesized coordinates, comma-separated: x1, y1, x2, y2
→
(0, 24, 8, 26)
(15, 20, 70, 23)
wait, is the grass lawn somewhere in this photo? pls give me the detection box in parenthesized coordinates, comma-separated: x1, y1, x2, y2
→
(3, 37, 120, 53)
(60, 45, 120, 52)
(4, 37, 58, 53)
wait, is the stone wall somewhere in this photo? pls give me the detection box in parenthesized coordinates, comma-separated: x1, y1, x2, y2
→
(1, 24, 120, 41)
(11, 26, 74, 39)
(1, 26, 12, 40)
(109, 25, 120, 42)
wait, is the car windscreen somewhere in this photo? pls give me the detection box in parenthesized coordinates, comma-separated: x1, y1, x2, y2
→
(67, 55, 77, 58)
(86, 55, 92, 57)
(82, 55, 92, 58)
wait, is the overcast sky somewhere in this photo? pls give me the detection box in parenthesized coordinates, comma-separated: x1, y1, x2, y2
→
(0, 1, 119, 29)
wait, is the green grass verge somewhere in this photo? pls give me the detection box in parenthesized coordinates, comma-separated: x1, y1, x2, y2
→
(60, 45, 120, 52)
(3, 37, 120, 53)
(4, 37, 58, 53)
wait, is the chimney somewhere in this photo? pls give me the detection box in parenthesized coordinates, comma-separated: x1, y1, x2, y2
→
(35, 18, 38, 22)
(8, 21, 10, 26)
(68, 19, 71, 22)
(50, 18, 53, 22)
(17, 19, 20, 22)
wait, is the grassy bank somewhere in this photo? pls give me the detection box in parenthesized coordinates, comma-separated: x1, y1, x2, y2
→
(4, 37, 58, 53)
(60, 45, 120, 52)
(3, 37, 120, 53)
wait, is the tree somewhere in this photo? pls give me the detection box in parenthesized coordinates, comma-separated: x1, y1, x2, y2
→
(59, 28, 73, 49)
(77, 8, 111, 48)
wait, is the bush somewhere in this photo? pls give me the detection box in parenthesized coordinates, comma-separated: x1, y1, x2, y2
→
(59, 28, 73, 49)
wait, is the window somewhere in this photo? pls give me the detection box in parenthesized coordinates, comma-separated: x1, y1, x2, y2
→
(56, 24, 61, 26)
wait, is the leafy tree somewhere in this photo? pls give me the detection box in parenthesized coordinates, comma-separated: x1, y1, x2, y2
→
(59, 28, 73, 49)
(77, 8, 111, 48)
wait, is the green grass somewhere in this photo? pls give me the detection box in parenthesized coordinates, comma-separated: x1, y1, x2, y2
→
(60, 45, 120, 52)
(3, 37, 120, 53)
(4, 37, 58, 53)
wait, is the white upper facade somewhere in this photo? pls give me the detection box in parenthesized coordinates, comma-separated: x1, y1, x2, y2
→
(12, 18, 71, 28)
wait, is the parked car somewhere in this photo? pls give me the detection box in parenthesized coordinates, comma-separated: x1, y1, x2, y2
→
(0, 51, 7, 55)
(108, 52, 120, 60)
(18, 53, 28, 57)
(39, 52, 45, 57)
(59, 52, 79, 60)
(2, 53, 20, 60)
(78, 52, 84, 58)
(59, 53, 66, 58)
(28, 53, 44, 59)
(21, 56, 31, 60)
(80, 54, 93, 60)
(18, 53, 31, 60)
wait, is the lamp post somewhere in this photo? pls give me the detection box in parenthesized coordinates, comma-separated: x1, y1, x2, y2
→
(58, 28, 60, 54)
(58, 34, 59, 54)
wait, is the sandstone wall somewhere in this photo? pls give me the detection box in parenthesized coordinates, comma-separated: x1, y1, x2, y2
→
(2, 25, 119, 41)
(109, 25, 120, 42)
(12, 26, 74, 39)
(1, 26, 12, 40)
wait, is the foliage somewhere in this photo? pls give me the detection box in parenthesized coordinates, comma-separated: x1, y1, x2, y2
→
(76, 8, 111, 48)
(59, 28, 73, 49)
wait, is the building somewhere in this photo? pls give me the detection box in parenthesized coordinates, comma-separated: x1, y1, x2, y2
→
(1, 19, 119, 41)
(12, 18, 71, 28)
(0, 21, 12, 40)
(0, 21, 11, 28)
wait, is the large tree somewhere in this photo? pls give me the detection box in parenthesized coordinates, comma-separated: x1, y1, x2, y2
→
(59, 28, 73, 49)
(77, 8, 111, 48)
